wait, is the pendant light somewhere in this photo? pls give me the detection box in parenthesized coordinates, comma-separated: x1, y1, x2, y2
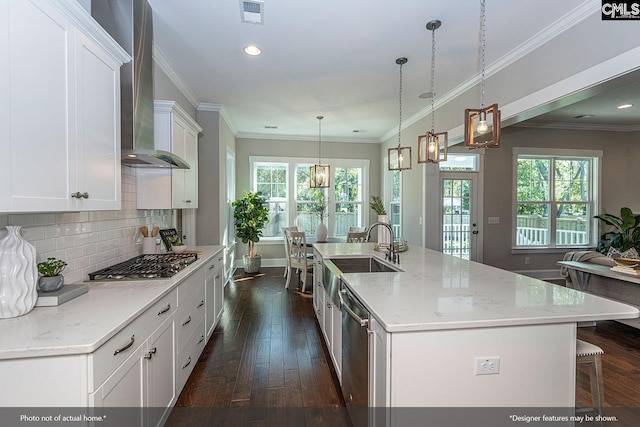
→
(388, 57, 412, 171)
(418, 19, 448, 163)
(464, 0, 500, 148)
(310, 115, 330, 188)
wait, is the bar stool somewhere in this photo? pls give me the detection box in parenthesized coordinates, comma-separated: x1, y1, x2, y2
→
(576, 339, 605, 412)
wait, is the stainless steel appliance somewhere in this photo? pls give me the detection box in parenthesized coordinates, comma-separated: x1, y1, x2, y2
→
(87, 253, 197, 281)
(92, 0, 190, 169)
(339, 281, 370, 427)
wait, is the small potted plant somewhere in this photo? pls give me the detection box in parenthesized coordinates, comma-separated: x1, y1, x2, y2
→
(233, 191, 269, 273)
(37, 257, 68, 292)
(370, 195, 390, 245)
(169, 235, 187, 253)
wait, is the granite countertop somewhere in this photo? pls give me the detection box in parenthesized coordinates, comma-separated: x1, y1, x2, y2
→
(313, 243, 639, 333)
(0, 246, 224, 360)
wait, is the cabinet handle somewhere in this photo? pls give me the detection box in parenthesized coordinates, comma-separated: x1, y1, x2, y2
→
(215, 274, 221, 279)
(197, 335, 205, 345)
(197, 300, 205, 308)
(185, 200, 192, 203)
(157, 304, 171, 316)
(71, 192, 89, 199)
(144, 347, 157, 360)
(182, 316, 192, 326)
(327, 302, 331, 309)
(113, 335, 135, 356)
(208, 264, 216, 270)
(218, 256, 223, 262)
(182, 357, 192, 369)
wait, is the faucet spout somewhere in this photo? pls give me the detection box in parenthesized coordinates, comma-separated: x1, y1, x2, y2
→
(365, 222, 398, 264)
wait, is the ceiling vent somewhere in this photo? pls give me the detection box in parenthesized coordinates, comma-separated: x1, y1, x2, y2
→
(240, 0, 264, 24)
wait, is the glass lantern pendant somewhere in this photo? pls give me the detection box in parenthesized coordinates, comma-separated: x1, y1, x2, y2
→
(464, 0, 500, 148)
(310, 115, 330, 188)
(418, 19, 448, 163)
(388, 57, 412, 171)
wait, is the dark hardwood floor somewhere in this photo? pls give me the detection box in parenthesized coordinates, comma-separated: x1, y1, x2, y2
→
(166, 267, 349, 427)
(166, 269, 640, 426)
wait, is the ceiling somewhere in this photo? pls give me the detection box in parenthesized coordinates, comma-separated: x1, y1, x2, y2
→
(146, 0, 640, 143)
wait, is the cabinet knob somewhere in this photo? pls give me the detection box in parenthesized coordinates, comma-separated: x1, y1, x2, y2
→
(144, 347, 157, 360)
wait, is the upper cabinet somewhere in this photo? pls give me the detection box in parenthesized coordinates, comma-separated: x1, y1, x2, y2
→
(137, 101, 203, 210)
(0, 0, 130, 213)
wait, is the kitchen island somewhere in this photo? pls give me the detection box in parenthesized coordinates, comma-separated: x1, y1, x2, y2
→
(0, 246, 224, 425)
(313, 243, 638, 411)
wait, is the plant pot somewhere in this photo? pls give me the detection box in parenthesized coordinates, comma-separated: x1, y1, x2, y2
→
(316, 221, 328, 242)
(38, 275, 64, 292)
(378, 215, 391, 246)
(243, 254, 262, 274)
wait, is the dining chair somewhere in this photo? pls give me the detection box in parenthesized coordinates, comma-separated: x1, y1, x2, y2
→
(285, 231, 313, 292)
(281, 226, 298, 279)
(346, 231, 367, 243)
(348, 226, 366, 233)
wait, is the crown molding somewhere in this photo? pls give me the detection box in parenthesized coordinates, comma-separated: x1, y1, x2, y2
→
(511, 122, 640, 132)
(235, 132, 379, 144)
(197, 103, 238, 136)
(384, 0, 600, 142)
(153, 45, 199, 109)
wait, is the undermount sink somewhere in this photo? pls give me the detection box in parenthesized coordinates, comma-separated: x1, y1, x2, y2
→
(323, 256, 400, 306)
(329, 256, 400, 273)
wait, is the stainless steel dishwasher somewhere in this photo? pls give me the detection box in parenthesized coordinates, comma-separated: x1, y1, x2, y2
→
(339, 280, 370, 427)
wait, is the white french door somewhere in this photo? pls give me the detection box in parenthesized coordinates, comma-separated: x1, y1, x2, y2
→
(441, 173, 480, 261)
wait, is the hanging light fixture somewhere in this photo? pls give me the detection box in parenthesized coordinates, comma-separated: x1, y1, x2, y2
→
(310, 115, 330, 188)
(418, 19, 447, 164)
(388, 57, 412, 171)
(464, 0, 500, 148)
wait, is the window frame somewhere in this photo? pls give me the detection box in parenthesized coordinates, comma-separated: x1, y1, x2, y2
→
(511, 147, 602, 252)
(250, 156, 369, 240)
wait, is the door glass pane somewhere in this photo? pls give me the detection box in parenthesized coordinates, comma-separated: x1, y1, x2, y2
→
(296, 166, 325, 234)
(255, 163, 287, 237)
(442, 179, 472, 259)
(334, 167, 363, 236)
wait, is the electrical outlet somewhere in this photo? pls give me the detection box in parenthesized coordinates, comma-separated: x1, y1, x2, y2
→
(524, 257, 530, 265)
(474, 356, 500, 375)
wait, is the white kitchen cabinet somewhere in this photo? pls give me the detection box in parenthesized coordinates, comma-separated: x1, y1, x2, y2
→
(136, 101, 203, 209)
(0, 0, 128, 213)
(313, 251, 341, 382)
(205, 252, 225, 340)
(90, 289, 177, 426)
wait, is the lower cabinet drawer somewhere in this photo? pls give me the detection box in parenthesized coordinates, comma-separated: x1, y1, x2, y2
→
(89, 289, 177, 391)
(176, 317, 206, 393)
(176, 281, 205, 353)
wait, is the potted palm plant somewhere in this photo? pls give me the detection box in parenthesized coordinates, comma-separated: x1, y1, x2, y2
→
(233, 191, 270, 273)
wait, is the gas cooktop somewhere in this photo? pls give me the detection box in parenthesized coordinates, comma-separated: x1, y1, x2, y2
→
(87, 253, 198, 281)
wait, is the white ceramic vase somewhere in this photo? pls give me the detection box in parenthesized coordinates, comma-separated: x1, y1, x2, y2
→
(316, 221, 328, 242)
(0, 226, 38, 318)
(377, 215, 391, 246)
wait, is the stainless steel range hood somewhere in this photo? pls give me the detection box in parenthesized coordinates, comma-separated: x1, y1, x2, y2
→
(92, 0, 190, 169)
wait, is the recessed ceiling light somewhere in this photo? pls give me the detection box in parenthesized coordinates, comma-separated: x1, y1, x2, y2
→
(352, 130, 366, 133)
(264, 125, 278, 129)
(243, 45, 261, 56)
(617, 103, 633, 109)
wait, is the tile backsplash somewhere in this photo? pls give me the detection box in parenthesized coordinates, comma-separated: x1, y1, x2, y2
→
(0, 167, 174, 284)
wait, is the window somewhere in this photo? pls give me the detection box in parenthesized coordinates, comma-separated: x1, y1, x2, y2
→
(251, 156, 369, 239)
(385, 168, 402, 238)
(254, 162, 287, 237)
(513, 148, 601, 249)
